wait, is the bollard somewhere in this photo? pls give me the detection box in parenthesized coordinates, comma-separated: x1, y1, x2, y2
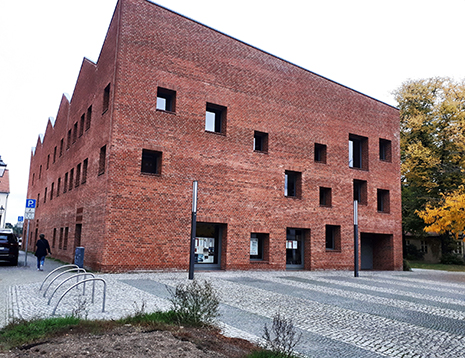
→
(74, 247, 85, 268)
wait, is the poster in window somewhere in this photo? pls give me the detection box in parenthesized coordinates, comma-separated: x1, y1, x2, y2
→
(250, 237, 259, 256)
(195, 237, 215, 264)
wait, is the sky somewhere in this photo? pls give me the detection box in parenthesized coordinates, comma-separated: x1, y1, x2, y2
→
(1, 0, 465, 225)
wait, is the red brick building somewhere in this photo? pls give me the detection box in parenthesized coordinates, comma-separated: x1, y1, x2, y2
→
(25, 0, 402, 272)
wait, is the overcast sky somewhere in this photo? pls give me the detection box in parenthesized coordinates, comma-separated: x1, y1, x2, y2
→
(1, 0, 465, 224)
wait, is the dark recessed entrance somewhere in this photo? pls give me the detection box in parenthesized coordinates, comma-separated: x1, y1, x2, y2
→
(194, 222, 223, 270)
(361, 233, 394, 270)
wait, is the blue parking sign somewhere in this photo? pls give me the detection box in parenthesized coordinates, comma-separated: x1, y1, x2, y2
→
(18, 216, 24, 222)
(26, 199, 36, 208)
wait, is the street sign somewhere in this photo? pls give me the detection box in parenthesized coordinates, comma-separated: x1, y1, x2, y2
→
(25, 199, 36, 220)
(18, 216, 24, 222)
(24, 212, 35, 220)
(26, 199, 36, 208)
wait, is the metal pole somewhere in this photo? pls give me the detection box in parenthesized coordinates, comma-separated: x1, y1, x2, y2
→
(354, 200, 359, 277)
(24, 219, 30, 267)
(188, 181, 198, 280)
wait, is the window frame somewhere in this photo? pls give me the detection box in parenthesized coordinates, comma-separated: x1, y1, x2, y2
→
(379, 138, 392, 162)
(284, 170, 302, 198)
(156, 87, 176, 112)
(253, 131, 268, 152)
(349, 134, 368, 170)
(205, 103, 227, 134)
(319, 187, 332, 207)
(314, 143, 327, 164)
(141, 149, 162, 175)
(325, 225, 341, 251)
(377, 189, 390, 213)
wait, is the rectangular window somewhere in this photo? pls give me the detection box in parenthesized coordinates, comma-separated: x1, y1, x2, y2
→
(319, 187, 332, 207)
(57, 177, 61, 197)
(32, 173, 35, 186)
(37, 193, 40, 208)
(44, 187, 47, 203)
(47, 154, 50, 169)
(73, 122, 78, 143)
(353, 179, 367, 205)
(69, 168, 74, 191)
(59, 228, 63, 249)
(79, 114, 85, 137)
(50, 182, 54, 201)
(326, 225, 341, 250)
(98, 145, 106, 175)
(156, 87, 176, 112)
(377, 189, 390, 213)
(63, 227, 69, 250)
(103, 83, 110, 114)
(205, 103, 226, 134)
(67, 130, 71, 149)
(314, 143, 327, 163)
(349, 134, 368, 170)
(63, 172, 68, 193)
(254, 131, 268, 152)
(82, 159, 88, 184)
(52, 228, 56, 249)
(420, 240, 428, 254)
(75, 163, 81, 188)
(284, 170, 301, 198)
(53, 146, 57, 163)
(60, 138, 64, 157)
(379, 138, 392, 162)
(39, 165, 42, 179)
(250, 233, 269, 261)
(86, 106, 92, 131)
(141, 149, 162, 175)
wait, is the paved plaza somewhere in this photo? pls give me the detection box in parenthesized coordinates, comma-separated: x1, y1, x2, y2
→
(2, 253, 465, 357)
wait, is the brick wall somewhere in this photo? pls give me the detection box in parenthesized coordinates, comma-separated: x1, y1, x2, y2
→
(26, 0, 402, 272)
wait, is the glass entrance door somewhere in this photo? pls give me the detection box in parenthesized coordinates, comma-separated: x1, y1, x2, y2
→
(286, 228, 304, 269)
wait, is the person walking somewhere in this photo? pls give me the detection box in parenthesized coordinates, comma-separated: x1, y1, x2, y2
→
(35, 234, 51, 271)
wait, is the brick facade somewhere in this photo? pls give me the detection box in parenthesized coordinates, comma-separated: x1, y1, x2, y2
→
(25, 0, 402, 272)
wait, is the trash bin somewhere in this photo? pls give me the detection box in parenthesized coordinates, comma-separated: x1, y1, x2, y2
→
(74, 247, 85, 268)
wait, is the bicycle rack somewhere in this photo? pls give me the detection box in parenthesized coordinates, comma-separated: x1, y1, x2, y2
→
(52, 278, 107, 315)
(39, 264, 79, 291)
(43, 268, 86, 298)
(47, 273, 96, 305)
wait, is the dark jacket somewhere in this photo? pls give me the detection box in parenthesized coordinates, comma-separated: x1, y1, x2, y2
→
(35, 238, 51, 257)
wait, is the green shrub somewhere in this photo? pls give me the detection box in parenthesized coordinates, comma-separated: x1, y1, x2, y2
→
(262, 313, 302, 358)
(403, 259, 412, 271)
(166, 279, 220, 326)
(440, 253, 465, 265)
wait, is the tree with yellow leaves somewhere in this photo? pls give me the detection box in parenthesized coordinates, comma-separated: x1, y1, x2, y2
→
(416, 187, 465, 240)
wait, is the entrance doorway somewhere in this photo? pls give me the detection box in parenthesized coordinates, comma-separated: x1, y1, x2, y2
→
(360, 233, 394, 270)
(194, 222, 223, 270)
(286, 228, 304, 269)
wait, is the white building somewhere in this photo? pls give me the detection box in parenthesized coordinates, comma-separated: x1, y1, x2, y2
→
(0, 156, 9, 228)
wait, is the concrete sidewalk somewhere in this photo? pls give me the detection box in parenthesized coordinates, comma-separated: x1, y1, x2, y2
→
(3, 259, 465, 357)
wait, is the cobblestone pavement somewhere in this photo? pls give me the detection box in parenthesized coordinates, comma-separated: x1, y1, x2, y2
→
(3, 256, 465, 358)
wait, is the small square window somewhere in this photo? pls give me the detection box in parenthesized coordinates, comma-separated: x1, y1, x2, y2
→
(326, 225, 341, 250)
(250, 233, 269, 261)
(319, 187, 332, 207)
(285, 170, 301, 198)
(353, 179, 367, 205)
(254, 131, 268, 152)
(349, 134, 368, 170)
(314, 143, 327, 163)
(377, 189, 390, 213)
(379, 139, 392, 162)
(205, 103, 226, 134)
(141, 149, 162, 175)
(156, 87, 176, 112)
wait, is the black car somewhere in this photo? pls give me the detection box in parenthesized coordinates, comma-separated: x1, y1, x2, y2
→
(0, 229, 19, 265)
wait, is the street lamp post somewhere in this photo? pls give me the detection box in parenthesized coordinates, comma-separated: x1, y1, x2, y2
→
(188, 181, 198, 280)
(354, 200, 359, 277)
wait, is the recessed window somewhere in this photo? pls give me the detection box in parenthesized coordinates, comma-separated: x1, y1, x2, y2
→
(319, 187, 332, 207)
(44, 187, 47, 203)
(205, 103, 226, 134)
(59, 228, 63, 249)
(314, 143, 327, 163)
(75, 163, 81, 188)
(63, 172, 68, 193)
(37, 193, 40, 208)
(73, 122, 78, 143)
(82, 159, 88, 184)
(79, 114, 85, 137)
(379, 139, 392, 162)
(103, 84, 110, 114)
(326, 225, 341, 250)
(156, 87, 176, 112)
(53, 146, 57, 163)
(254, 131, 268, 152)
(377, 189, 390, 213)
(67, 130, 72, 149)
(52, 228, 56, 249)
(69, 168, 74, 191)
(57, 177, 61, 197)
(141, 149, 162, 175)
(86, 106, 92, 131)
(349, 134, 368, 170)
(63, 227, 69, 250)
(285, 170, 301, 198)
(98, 145, 106, 175)
(60, 138, 64, 157)
(250, 233, 269, 261)
(39, 165, 42, 179)
(47, 154, 50, 169)
(50, 182, 54, 201)
(353, 179, 367, 205)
